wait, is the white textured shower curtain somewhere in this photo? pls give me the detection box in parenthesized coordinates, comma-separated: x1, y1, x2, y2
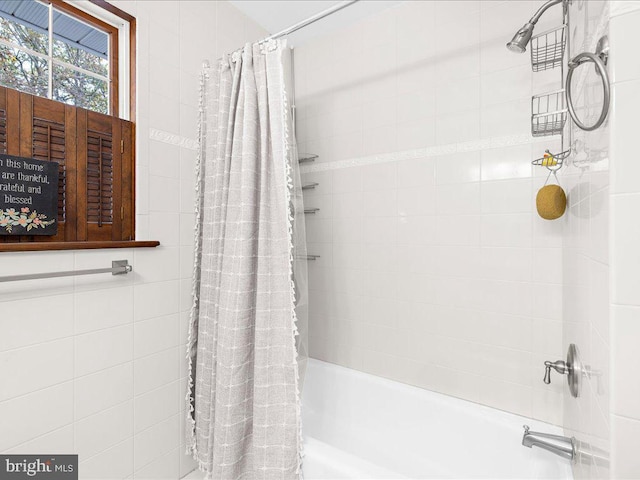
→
(186, 40, 306, 480)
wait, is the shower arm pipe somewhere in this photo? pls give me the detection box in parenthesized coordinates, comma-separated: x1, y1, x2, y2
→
(261, 0, 360, 43)
(529, 0, 564, 25)
(507, 0, 565, 53)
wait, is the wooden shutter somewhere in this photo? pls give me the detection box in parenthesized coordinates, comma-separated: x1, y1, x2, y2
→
(0, 89, 7, 245)
(0, 85, 135, 244)
(0, 88, 18, 245)
(77, 109, 133, 242)
(28, 95, 78, 242)
(120, 120, 134, 241)
(0, 90, 7, 155)
(33, 112, 67, 222)
(0, 87, 19, 157)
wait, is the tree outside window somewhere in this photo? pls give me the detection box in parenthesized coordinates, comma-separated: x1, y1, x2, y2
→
(0, 0, 110, 114)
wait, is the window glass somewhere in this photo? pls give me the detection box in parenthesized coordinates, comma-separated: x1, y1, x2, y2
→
(0, 15, 48, 55)
(52, 9, 109, 77)
(0, 0, 49, 52)
(0, 43, 49, 97)
(53, 63, 108, 113)
(0, 1, 112, 115)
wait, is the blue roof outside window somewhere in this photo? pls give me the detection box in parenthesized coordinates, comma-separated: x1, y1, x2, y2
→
(0, 0, 108, 59)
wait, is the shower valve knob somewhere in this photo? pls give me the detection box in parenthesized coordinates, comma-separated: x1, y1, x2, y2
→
(543, 360, 568, 384)
(543, 345, 582, 398)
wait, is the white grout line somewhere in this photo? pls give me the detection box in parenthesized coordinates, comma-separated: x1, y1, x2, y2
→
(300, 134, 548, 173)
(149, 128, 198, 151)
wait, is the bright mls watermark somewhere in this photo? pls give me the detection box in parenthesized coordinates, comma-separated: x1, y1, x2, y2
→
(0, 456, 77, 480)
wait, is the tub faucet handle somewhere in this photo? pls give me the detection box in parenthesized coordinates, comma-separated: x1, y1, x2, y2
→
(543, 360, 567, 384)
(542, 345, 583, 398)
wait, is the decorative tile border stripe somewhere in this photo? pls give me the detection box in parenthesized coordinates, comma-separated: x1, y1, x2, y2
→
(149, 128, 198, 151)
(147, 131, 549, 173)
(300, 134, 547, 173)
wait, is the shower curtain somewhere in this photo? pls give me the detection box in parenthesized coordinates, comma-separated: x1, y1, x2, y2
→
(186, 39, 307, 480)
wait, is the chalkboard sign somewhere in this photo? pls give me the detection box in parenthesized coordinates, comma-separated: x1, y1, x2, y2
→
(0, 154, 59, 236)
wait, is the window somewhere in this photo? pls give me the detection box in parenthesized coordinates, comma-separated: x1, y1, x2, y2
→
(0, 0, 132, 119)
(0, 2, 150, 251)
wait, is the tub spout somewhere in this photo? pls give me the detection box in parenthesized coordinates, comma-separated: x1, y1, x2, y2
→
(522, 425, 576, 462)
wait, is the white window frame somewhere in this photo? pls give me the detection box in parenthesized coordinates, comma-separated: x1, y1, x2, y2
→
(72, 1, 131, 120)
(0, 0, 131, 120)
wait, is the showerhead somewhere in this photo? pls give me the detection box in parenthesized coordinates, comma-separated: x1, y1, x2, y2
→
(507, 23, 535, 53)
(506, 0, 564, 53)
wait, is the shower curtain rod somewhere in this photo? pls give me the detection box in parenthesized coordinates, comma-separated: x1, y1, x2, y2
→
(202, 2, 359, 69)
(261, 0, 360, 42)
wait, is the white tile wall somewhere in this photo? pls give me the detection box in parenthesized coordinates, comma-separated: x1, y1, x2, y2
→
(560, 1, 611, 477)
(0, 2, 267, 479)
(610, 4, 640, 479)
(296, 0, 566, 425)
(0, 382, 74, 451)
(299, 4, 640, 477)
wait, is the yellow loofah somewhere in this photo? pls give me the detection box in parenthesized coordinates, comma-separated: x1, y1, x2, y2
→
(536, 184, 566, 220)
(541, 152, 558, 167)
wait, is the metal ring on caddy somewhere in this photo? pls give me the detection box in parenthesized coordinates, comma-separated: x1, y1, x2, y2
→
(565, 51, 610, 132)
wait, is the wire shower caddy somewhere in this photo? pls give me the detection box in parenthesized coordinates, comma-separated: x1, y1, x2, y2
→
(530, 25, 567, 72)
(529, 17, 570, 172)
(531, 148, 571, 170)
(531, 89, 568, 138)
(527, 9, 611, 172)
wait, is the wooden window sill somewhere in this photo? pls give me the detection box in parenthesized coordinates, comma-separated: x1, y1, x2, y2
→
(0, 240, 160, 252)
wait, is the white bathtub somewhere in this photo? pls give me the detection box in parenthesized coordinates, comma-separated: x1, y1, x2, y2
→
(302, 359, 573, 480)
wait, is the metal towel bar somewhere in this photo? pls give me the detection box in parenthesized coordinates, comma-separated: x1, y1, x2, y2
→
(0, 260, 132, 283)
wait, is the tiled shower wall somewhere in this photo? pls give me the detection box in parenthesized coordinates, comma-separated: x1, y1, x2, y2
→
(0, 2, 266, 479)
(295, 0, 571, 424)
(560, 1, 610, 478)
(610, 1, 640, 478)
